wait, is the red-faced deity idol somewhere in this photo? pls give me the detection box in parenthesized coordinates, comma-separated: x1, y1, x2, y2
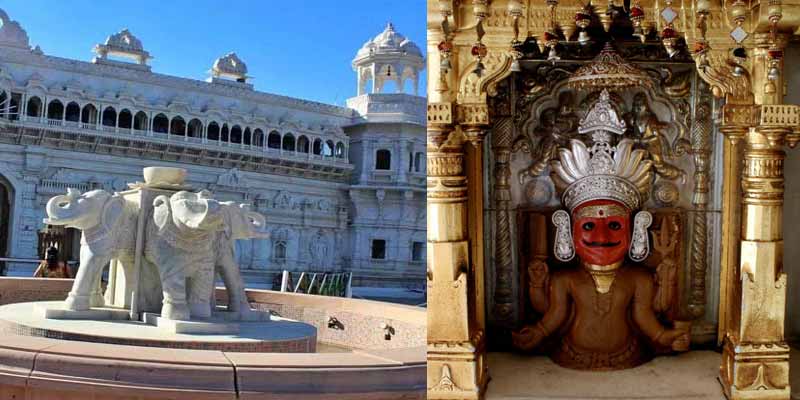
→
(512, 89, 689, 370)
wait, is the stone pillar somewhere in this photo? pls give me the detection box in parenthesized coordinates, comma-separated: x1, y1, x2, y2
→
(427, 102, 488, 400)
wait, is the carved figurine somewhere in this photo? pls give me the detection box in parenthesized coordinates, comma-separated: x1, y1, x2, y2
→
(512, 90, 689, 370)
(627, 93, 685, 182)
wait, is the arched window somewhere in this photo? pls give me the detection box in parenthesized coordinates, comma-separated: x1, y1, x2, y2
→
(47, 99, 64, 120)
(230, 125, 242, 144)
(312, 139, 322, 155)
(335, 142, 345, 158)
(221, 124, 230, 142)
(170, 116, 186, 136)
(207, 122, 220, 141)
(102, 106, 116, 127)
(152, 113, 169, 133)
(133, 111, 147, 131)
(273, 242, 287, 260)
(253, 129, 265, 147)
(414, 152, 424, 172)
(323, 140, 334, 157)
(243, 127, 252, 145)
(297, 136, 310, 153)
(118, 109, 133, 129)
(26, 96, 42, 117)
(282, 133, 295, 151)
(267, 131, 281, 149)
(375, 149, 391, 170)
(65, 102, 80, 122)
(81, 104, 98, 124)
(187, 119, 203, 138)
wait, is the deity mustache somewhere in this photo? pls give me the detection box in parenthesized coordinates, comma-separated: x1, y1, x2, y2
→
(582, 240, 622, 248)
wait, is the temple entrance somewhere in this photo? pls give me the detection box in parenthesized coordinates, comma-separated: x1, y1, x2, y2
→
(484, 43, 715, 351)
(426, 1, 797, 398)
(0, 174, 13, 275)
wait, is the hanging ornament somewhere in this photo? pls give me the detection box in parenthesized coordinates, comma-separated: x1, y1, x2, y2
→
(508, 0, 524, 72)
(659, 0, 681, 57)
(575, 7, 592, 44)
(544, 27, 560, 62)
(661, 24, 679, 58)
(471, 42, 488, 76)
(630, 2, 646, 43)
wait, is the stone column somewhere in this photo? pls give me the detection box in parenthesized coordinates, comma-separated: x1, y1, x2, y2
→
(427, 102, 488, 400)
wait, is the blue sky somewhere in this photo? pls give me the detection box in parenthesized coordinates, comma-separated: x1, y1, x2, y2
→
(3, 1, 427, 106)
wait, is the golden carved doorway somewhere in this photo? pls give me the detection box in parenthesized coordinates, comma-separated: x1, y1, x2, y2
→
(426, 1, 800, 399)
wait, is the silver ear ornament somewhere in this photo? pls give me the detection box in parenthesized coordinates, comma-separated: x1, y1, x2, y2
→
(629, 210, 652, 262)
(552, 210, 575, 262)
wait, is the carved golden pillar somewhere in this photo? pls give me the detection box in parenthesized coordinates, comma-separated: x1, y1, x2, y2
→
(715, 30, 797, 399)
(720, 121, 791, 400)
(717, 124, 746, 345)
(427, 102, 489, 400)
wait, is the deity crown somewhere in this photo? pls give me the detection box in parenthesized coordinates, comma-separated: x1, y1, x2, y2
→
(551, 90, 654, 212)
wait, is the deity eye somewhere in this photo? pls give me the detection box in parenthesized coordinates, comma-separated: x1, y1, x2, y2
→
(582, 222, 595, 231)
(608, 221, 622, 231)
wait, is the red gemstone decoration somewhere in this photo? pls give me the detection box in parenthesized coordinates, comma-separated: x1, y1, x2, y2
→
(661, 27, 677, 39)
(768, 49, 784, 60)
(575, 10, 590, 22)
(471, 43, 487, 57)
(438, 41, 453, 52)
(630, 6, 644, 18)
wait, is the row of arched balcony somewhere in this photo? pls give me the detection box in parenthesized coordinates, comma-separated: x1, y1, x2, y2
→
(10, 94, 348, 159)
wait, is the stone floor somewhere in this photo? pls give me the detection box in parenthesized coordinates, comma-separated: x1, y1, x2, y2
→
(485, 348, 800, 399)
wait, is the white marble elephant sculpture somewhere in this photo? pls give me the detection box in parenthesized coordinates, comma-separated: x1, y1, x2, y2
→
(44, 188, 137, 311)
(145, 190, 224, 320)
(214, 202, 269, 319)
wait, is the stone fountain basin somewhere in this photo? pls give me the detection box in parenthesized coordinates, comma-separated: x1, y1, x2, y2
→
(0, 278, 425, 399)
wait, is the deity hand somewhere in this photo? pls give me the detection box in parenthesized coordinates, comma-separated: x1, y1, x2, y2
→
(512, 324, 545, 351)
(656, 329, 690, 352)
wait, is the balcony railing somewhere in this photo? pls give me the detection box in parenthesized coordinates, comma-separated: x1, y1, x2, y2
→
(8, 116, 351, 166)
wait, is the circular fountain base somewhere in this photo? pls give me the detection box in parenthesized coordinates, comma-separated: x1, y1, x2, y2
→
(0, 301, 316, 353)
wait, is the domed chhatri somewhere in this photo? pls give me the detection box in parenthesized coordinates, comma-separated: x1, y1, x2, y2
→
(211, 52, 249, 82)
(352, 22, 425, 96)
(93, 28, 151, 66)
(356, 22, 423, 59)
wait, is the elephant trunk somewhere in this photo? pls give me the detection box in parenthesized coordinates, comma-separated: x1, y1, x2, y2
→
(44, 193, 80, 226)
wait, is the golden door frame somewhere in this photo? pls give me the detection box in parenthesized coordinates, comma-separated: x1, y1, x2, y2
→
(426, 1, 800, 399)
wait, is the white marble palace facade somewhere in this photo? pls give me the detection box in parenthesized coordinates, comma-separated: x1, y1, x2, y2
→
(0, 10, 426, 288)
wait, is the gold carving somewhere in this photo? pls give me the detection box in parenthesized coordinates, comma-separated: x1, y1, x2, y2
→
(428, 102, 454, 125)
(430, 365, 461, 392)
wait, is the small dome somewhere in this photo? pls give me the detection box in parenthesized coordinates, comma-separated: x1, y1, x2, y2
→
(213, 52, 248, 77)
(104, 29, 145, 53)
(0, 8, 31, 49)
(356, 23, 422, 59)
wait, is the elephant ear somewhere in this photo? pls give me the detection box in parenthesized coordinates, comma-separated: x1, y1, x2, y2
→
(170, 191, 221, 230)
(101, 195, 126, 232)
(152, 195, 172, 232)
